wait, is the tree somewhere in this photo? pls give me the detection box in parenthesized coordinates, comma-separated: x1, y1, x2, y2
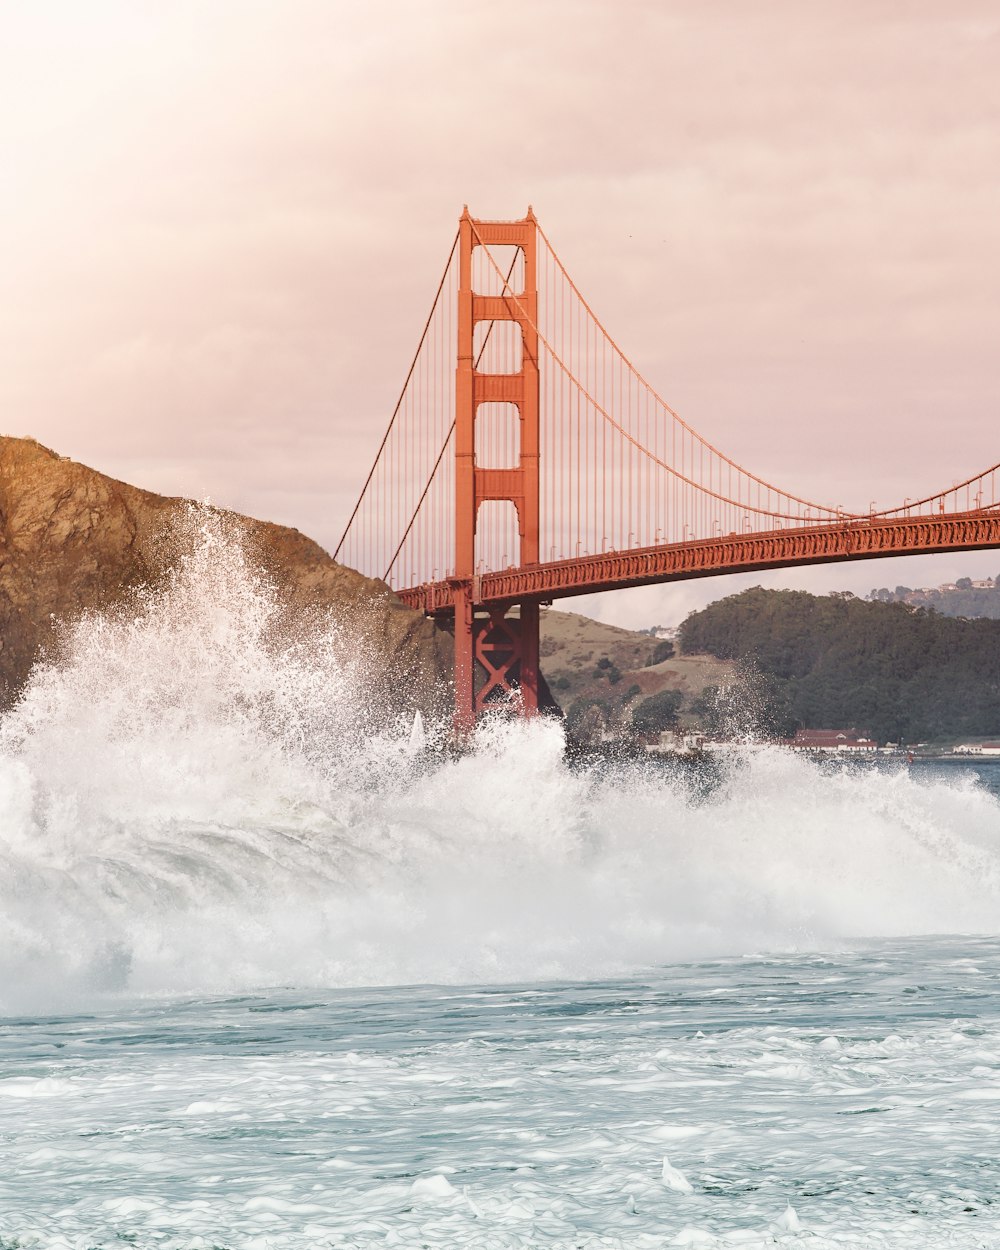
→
(630, 689, 683, 737)
(565, 697, 611, 747)
(645, 639, 675, 665)
(566, 696, 609, 734)
(676, 586, 1000, 743)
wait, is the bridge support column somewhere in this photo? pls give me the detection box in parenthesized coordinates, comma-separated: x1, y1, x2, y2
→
(453, 206, 540, 729)
(519, 601, 539, 714)
(452, 584, 476, 735)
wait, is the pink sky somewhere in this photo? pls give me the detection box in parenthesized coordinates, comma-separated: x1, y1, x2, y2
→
(2, 2, 998, 627)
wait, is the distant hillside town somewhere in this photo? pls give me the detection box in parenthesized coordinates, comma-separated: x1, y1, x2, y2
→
(867, 575, 1000, 619)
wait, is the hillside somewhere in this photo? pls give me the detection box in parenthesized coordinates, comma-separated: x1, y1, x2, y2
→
(540, 607, 737, 735)
(0, 437, 451, 716)
(679, 587, 1000, 744)
(0, 437, 732, 735)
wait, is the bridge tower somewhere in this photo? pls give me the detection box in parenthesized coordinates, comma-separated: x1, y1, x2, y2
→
(453, 208, 540, 731)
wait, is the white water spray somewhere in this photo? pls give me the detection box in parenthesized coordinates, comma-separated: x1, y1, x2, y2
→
(1, 510, 999, 1010)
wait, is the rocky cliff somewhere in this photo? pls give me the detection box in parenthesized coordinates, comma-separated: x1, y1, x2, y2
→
(0, 436, 451, 714)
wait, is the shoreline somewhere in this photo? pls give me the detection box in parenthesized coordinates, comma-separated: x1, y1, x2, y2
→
(910, 752, 1000, 765)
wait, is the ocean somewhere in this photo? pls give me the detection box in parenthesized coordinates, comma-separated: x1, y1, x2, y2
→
(2, 518, 999, 1248)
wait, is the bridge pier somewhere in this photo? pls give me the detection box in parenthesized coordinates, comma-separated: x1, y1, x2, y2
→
(452, 585, 476, 734)
(452, 590, 540, 734)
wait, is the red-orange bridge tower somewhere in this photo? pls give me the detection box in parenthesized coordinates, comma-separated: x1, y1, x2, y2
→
(336, 209, 1000, 731)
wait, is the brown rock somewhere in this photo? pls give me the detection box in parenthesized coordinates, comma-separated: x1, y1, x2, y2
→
(0, 436, 451, 716)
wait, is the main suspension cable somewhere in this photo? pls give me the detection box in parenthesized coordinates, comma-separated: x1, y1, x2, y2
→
(334, 230, 459, 562)
(382, 246, 525, 583)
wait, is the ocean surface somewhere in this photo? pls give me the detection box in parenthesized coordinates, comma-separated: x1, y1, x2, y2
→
(2, 517, 1000, 1248)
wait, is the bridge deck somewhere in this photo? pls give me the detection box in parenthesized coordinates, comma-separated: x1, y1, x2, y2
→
(397, 510, 1000, 615)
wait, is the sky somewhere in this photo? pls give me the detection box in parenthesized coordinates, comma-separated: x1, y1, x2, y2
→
(2, 1, 998, 629)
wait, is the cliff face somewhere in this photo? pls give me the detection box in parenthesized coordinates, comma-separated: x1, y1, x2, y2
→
(0, 436, 451, 714)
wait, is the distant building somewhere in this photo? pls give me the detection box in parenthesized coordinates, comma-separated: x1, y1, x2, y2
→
(886, 577, 997, 603)
(786, 728, 878, 752)
(954, 743, 1000, 756)
(646, 730, 705, 755)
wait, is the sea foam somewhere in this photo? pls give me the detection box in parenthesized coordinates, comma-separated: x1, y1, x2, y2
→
(1, 509, 999, 1009)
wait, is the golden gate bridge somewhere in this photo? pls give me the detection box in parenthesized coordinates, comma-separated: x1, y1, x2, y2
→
(336, 209, 1000, 730)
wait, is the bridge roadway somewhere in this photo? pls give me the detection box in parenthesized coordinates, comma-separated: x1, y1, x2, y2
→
(396, 509, 1000, 615)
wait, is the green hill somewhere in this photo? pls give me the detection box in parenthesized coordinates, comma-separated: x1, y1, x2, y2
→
(539, 608, 736, 739)
(678, 588, 1000, 744)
